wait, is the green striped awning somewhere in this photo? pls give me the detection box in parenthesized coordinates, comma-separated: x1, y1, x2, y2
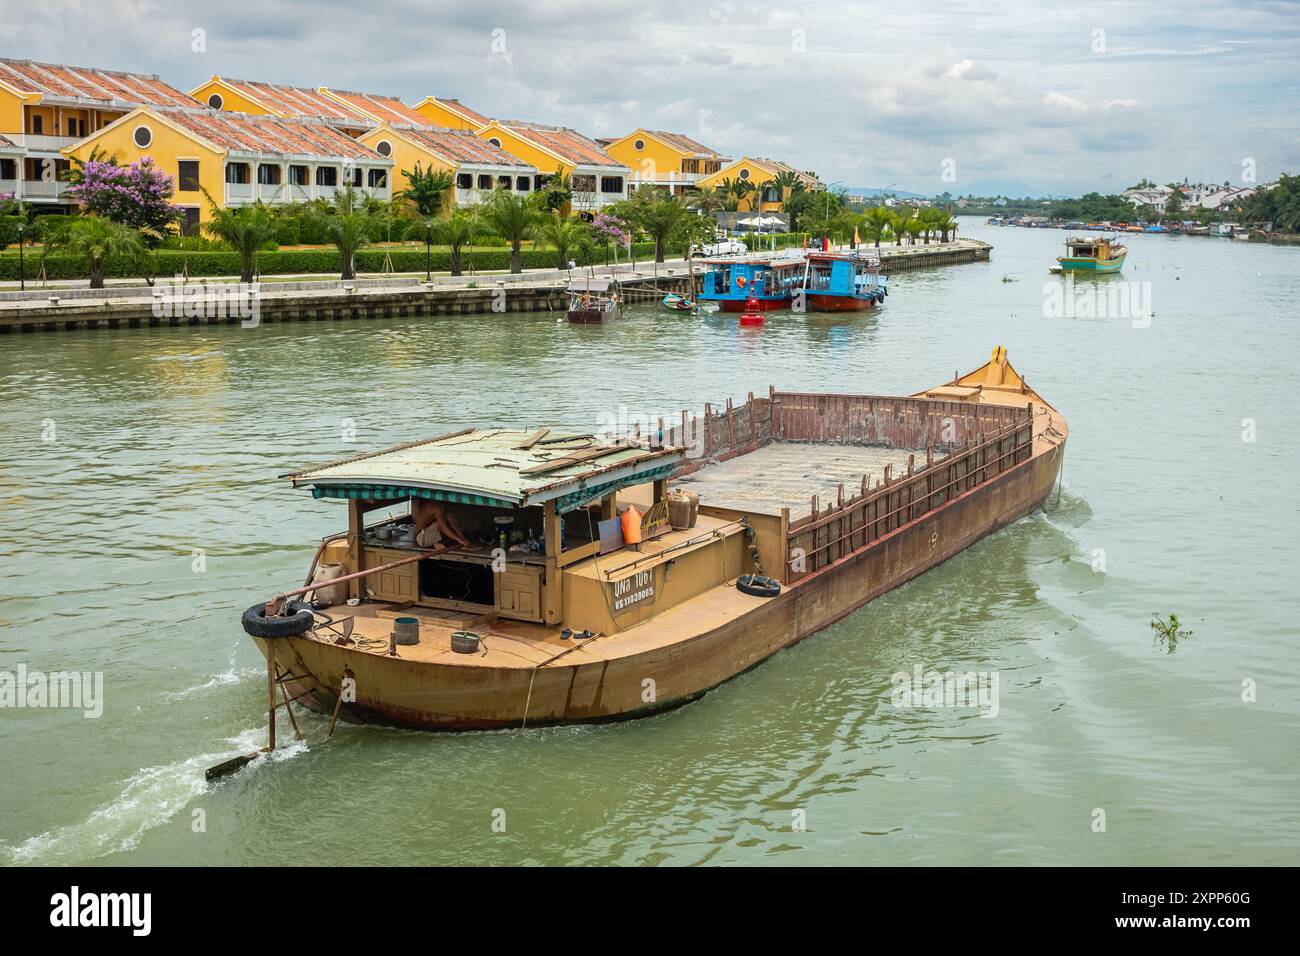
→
(311, 485, 515, 509)
(552, 464, 678, 514)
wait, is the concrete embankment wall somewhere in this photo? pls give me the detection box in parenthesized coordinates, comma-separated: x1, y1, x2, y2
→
(0, 241, 991, 334)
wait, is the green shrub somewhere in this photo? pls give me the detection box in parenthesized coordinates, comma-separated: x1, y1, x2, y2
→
(0, 215, 23, 249)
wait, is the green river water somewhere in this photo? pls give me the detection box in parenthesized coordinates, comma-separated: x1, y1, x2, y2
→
(1, 219, 1297, 866)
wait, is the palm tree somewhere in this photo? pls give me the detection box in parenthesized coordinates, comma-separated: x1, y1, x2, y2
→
(535, 211, 590, 269)
(397, 163, 455, 217)
(863, 206, 894, 250)
(629, 191, 688, 263)
(49, 215, 143, 288)
(481, 191, 541, 273)
(308, 185, 375, 280)
(686, 185, 726, 214)
(200, 189, 275, 283)
(434, 207, 479, 277)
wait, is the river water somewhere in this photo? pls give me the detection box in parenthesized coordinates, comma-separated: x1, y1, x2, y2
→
(2, 218, 1297, 866)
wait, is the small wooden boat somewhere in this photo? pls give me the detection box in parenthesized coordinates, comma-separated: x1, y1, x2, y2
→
(662, 293, 695, 311)
(799, 249, 888, 311)
(567, 278, 620, 323)
(238, 348, 1065, 737)
(1052, 236, 1126, 274)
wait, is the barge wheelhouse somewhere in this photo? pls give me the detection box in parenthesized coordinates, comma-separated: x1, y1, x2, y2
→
(1053, 236, 1127, 274)
(800, 249, 888, 311)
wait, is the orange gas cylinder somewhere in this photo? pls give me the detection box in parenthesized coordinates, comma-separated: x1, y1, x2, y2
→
(620, 505, 643, 544)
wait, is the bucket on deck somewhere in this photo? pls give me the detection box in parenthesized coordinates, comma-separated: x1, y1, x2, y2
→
(392, 617, 420, 645)
(668, 489, 699, 530)
(307, 562, 347, 606)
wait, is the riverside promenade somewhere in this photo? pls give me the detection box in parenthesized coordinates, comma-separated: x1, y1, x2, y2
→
(0, 239, 991, 333)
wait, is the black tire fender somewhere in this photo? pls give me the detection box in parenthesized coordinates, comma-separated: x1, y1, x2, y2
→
(736, 574, 781, 598)
(242, 600, 316, 639)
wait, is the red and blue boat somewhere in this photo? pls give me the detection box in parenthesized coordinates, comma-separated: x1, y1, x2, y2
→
(800, 250, 888, 312)
(697, 253, 807, 312)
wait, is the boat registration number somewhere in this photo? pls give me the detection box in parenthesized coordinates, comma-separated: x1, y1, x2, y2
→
(611, 569, 656, 613)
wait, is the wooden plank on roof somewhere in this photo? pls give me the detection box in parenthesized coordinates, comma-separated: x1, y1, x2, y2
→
(513, 428, 550, 450)
(518, 443, 637, 476)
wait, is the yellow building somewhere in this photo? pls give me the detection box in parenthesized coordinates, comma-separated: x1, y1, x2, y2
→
(64, 106, 393, 231)
(189, 77, 431, 136)
(475, 120, 630, 212)
(411, 97, 491, 132)
(357, 124, 537, 210)
(0, 57, 196, 211)
(698, 156, 824, 212)
(601, 129, 727, 197)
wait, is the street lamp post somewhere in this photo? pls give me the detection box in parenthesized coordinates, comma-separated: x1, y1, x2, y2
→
(16, 224, 25, 292)
(424, 221, 432, 283)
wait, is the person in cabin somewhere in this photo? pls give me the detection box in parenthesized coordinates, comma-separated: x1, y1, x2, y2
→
(412, 498, 471, 549)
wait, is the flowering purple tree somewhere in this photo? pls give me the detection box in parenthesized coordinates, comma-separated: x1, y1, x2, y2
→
(68, 157, 181, 236)
(591, 212, 630, 265)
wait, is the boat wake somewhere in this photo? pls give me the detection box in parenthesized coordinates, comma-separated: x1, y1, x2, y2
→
(165, 666, 262, 700)
(0, 728, 308, 865)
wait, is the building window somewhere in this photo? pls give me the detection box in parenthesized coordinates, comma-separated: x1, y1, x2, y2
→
(738, 167, 750, 180)
(368, 168, 387, 188)
(762, 187, 779, 203)
(78, 118, 86, 137)
(288, 165, 309, 186)
(457, 173, 473, 189)
(317, 166, 338, 186)
(516, 176, 530, 191)
(572, 174, 596, 193)
(634, 138, 645, 150)
(133, 125, 152, 148)
(67, 118, 77, 136)
(257, 164, 281, 185)
(347, 166, 363, 188)
(477, 174, 493, 189)
(375, 140, 392, 157)
(600, 176, 624, 194)
(207, 93, 224, 110)
(31, 115, 42, 135)
(178, 160, 200, 191)
(180, 207, 201, 236)
(487, 137, 502, 147)
(224, 162, 250, 184)
(0, 158, 15, 179)
(497, 175, 512, 190)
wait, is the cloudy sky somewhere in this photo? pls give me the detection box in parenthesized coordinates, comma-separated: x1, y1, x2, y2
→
(4, 0, 1297, 195)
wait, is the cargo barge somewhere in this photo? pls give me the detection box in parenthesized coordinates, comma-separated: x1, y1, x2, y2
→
(241, 348, 1065, 735)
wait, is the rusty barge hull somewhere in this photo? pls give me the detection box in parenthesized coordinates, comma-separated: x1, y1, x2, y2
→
(259, 350, 1065, 732)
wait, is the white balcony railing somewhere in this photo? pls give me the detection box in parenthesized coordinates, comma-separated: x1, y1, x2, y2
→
(222, 175, 389, 206)
(5, 179, 70, 201)
(224, 182, 254, 203)
(6, 133, 78, 153)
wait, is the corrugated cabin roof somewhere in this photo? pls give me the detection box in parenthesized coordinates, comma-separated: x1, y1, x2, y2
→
(287, 429, 683, 507)
(0, 57, 195, 107)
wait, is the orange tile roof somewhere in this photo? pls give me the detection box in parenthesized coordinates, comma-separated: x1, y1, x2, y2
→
(388, 126, 532, 167)
(212, 78, 373, 126)
(149, 107, 385, 160)
(645, 130, 719, 158)
(431, 97, 491, 127)
(752, 157, 823, 188)
(327, 89, 429, 126)
(0, 58, 195, 107)
(494, 121, 626, 169)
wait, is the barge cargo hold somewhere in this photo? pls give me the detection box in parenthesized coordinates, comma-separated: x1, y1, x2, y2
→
(243, 347, 1065, 733)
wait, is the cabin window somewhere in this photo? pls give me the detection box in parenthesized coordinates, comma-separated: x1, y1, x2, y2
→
(516, 176, 530, 191)
(497, 175, 512, 190)
(178, 160, 200, 191)
(368, 168, 387, 188)
(288, 165, 310, 186)
(600, 176, 624, 194)
(257, 164, 281, 185)
(457, 172, 473, 189)
(224, 162, 250, 184)
(477, 174, 493, 189)
(316, 166, 338, 186)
